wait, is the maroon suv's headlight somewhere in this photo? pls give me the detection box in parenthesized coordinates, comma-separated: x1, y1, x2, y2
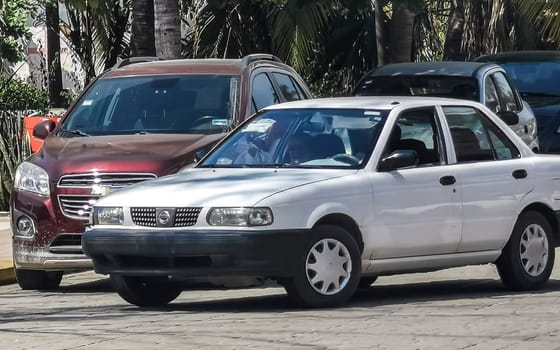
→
(13, 162, 50, 196)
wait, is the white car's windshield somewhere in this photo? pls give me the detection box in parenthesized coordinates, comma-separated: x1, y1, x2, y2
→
(200, 108, 387, 168)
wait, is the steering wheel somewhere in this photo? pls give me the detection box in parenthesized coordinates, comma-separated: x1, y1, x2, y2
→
(331, 153, 361, 166)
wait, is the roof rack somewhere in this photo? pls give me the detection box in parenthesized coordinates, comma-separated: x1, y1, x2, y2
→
(241, 54, 282, 67)
(112, 56, 161, 69)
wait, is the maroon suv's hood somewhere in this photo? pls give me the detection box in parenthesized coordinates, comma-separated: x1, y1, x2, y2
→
(31, 133, 224, 181)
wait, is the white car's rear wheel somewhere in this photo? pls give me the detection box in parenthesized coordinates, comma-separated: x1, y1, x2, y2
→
(497, 211, 555, 291)
(284, 224, 361, 307)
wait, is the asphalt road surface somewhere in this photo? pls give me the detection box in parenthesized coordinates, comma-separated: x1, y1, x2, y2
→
(2, 259, 560, 350)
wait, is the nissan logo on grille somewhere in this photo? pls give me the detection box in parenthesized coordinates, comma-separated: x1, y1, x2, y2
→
(155, 208, 176, 227)
(157, 210, 171, 225)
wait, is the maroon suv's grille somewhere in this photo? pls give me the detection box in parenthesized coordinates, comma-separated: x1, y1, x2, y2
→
(57, 173, 157, 220)
(58, 195, 98, 220)
(131, 207, 202, 227)
(58, 173, 156, 188)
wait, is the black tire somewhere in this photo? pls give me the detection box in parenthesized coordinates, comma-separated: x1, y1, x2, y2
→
(284, 224, 361, 307)
(358, 276, 378, 289)
(110, 274, 182, 307)
(15, 269, 63, 290)
(496, 211, 555, 291)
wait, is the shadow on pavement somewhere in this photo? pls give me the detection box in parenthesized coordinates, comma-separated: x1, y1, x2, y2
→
(28, 276, 560, 313)
(147, 278, 560, 313)
(58, 277, 114, 293)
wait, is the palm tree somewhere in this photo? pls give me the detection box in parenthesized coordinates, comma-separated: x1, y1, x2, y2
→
(443, 0, 465, 60)
(60, 0, 132, 84)
(131, 0, 155, 57)
(154, 0, 181, 58)
(46, 0, 62, 106)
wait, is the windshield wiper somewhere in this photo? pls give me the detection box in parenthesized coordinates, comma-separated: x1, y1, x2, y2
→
(61, 129, 91, 137)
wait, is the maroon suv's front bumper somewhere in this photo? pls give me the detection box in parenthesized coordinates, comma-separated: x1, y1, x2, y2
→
(11, 188, 93, 270)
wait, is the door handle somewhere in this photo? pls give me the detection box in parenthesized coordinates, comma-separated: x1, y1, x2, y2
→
(512, 169, 527, 179)
(439, 175, 456, 186)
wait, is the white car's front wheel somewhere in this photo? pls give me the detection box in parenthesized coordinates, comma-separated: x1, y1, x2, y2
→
(497, 211, 555, 291)
(284, 224, 361, 307)
(111, 275, 182, 307)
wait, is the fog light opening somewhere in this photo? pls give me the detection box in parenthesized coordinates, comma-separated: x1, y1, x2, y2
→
(16, 215, 34, 237)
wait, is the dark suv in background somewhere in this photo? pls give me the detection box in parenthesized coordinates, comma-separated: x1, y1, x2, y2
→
(476, 51, 560, 153)
(11, 54, 312, 290)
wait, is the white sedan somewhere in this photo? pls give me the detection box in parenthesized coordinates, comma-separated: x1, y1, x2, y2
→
(83, 96, 560, 307)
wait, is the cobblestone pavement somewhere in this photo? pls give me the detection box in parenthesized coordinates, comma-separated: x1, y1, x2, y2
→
(2, 260, 560, 350)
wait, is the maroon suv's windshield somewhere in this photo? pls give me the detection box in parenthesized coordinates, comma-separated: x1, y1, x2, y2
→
(58, 75, 240, 137)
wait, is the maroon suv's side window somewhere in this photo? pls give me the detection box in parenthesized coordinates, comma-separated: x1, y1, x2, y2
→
(252, 73, 279, 113)
(272, 72, 303, 101)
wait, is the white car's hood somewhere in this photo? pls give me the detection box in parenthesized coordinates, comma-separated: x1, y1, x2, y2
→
(96, 168, 356, 207)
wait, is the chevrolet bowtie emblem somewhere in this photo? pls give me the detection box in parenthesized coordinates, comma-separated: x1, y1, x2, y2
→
(91, 184, 114, 196)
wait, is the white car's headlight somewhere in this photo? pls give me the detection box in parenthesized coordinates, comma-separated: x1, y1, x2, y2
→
(93, 207, 124, 225)
(207, 207, 273, 226)
(13, 162, 50, 196)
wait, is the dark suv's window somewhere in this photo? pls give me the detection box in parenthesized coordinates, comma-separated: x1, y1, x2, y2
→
(60, 75, 240, 136)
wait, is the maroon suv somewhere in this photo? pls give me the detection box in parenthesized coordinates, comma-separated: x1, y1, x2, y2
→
(10, 54, 312, 290)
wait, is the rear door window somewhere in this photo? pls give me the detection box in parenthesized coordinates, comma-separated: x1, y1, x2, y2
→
(443, 106, 520, 162)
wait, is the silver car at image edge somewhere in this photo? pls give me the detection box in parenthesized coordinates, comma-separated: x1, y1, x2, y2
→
(353, 61, 540, 152)
(83, 96, 560, 308)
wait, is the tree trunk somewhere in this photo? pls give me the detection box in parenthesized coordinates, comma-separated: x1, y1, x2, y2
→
(154, 0, 182, 59)
(131, 0, 156, 57)
(443, 0, 466, 61)
(46, 0, 63, 107)
(388, 4, 415, 63)
(374, 0, 385, 67)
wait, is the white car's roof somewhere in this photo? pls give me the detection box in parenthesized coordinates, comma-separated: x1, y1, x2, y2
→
(264, 96, 482, 111)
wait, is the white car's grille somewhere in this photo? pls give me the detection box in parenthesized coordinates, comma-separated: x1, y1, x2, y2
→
(58, 173, 156, 188)
(131, 207, 202, 227)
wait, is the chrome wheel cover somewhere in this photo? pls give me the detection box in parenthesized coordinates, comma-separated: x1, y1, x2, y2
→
(305, 238, 352, 296)
(520, 223, 549, 277)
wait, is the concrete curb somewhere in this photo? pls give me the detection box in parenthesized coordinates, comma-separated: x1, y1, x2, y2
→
(0, 260, 15, 285)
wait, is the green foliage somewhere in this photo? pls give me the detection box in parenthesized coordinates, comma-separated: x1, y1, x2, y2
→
(0, 0, 37, 63)
(0, 110, 30, 211)
(0, 75, 49, 111)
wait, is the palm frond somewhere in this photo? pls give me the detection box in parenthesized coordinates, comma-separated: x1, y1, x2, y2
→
(517, 0, 560, 45)
(272, 0, 340, 69)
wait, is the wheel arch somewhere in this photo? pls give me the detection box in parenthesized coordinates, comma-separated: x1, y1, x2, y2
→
(519, 202, 559, 246)
(313, 213, 364, 253)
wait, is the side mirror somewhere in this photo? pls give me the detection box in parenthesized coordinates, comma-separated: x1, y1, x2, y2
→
(378, 150, 418, 172)
(496, 111, 519, 126)
(32, 120, 57, 140)
(194, 150, 209, 163)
